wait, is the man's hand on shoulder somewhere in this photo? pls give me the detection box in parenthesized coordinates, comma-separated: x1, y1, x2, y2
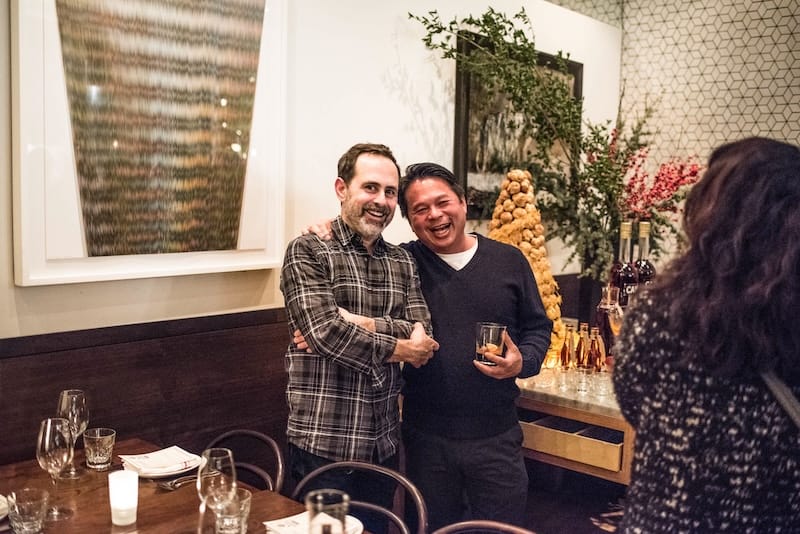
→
(301, 219, 334, 240)
(389, 322, 439, 368)
(474, 330, 523, 379)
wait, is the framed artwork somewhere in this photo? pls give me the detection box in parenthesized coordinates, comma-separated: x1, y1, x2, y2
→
(454, 34, 583, 220)
(11, 0, 287, 285)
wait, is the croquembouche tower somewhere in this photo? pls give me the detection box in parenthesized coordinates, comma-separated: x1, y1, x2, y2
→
(487, 169, 566, 367)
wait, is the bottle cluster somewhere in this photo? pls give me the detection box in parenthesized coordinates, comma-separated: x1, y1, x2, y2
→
(609, 220, 656, 308)
(556, 321, 613, 398)
(596, 221, 657, 361)
(554, 220, 659, 397)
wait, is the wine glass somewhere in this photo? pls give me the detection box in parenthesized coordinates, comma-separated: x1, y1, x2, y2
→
(36, 417, 74, 521)
(196, 448, 237, 516)
(57, 389, 89, 479)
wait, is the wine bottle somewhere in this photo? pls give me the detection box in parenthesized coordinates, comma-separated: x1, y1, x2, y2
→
(596, 285, 624, 360)
(608, 221, 630, 288)
(618, 221, 639, 307)
(635, 221, 657, 285)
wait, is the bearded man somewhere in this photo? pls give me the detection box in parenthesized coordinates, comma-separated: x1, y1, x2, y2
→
(279, 143, 438, 534)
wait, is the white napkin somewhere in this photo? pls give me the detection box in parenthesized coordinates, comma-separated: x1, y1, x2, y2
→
(264, 511, 363, 534)
(119, 445, 201, 476)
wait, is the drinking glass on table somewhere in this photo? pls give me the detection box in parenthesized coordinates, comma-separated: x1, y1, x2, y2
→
(36, 417, 74, 521)
(56, 389, 89, 478)
(7, 487, 49, 534)
(197, 448, 237, 516)
(215, 487, 252, 534)
(306, 489, 349, 534)
(83, 427, 116, 470)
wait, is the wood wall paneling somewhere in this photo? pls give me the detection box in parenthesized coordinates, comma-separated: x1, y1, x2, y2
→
(0, 309, 290, 466)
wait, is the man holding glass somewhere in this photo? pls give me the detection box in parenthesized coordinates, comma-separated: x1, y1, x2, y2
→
(396, 163, 551, 530)
(280, 143, 438, 534)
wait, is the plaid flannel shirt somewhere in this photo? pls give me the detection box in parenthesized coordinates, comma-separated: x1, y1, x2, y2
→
(280, 216, 432, 462)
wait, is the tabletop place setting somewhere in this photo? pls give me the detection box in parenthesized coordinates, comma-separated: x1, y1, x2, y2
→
(266, 489, 363, 534)
(0, 386, 325, 533)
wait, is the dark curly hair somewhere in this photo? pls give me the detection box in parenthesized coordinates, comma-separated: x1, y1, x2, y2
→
(399, 162, 465, 218)
(651, 137, 800, 378)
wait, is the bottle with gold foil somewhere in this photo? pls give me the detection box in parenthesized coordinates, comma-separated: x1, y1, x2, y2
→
(609, 221, 631, 289)
(560, 324, 575, 369)
(618, 221, 639, 307)
(596, 285, 624, 360)
(635, 221, 657, 285)
(557, 324, 576, 391)
(589, 327, 606, 371)
(575, 322, 590, 368)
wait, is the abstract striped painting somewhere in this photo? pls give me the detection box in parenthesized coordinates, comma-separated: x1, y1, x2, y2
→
(55, 0, 266, 256)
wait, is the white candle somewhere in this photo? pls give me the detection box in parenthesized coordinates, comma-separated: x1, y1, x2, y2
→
(108, 470, 139, 526)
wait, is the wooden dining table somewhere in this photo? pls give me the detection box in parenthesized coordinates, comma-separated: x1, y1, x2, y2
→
(0, 437, 305, 533)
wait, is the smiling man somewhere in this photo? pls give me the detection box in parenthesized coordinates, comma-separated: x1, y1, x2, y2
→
(397, 162, 552, 531)
(279, 143, 438, 534)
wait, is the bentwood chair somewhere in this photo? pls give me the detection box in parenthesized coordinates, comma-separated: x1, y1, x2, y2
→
(205, 429, 285, 492)
(432, 520, 537, 534)
(290, 460, 428, 534)
(348, 500, 411, 534)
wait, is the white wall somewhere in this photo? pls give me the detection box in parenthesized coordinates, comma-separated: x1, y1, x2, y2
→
(286, 0, 621, 263)
(0, 0, 620, 338)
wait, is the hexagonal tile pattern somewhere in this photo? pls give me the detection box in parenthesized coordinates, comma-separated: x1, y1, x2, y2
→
(549, 0, 799, 162)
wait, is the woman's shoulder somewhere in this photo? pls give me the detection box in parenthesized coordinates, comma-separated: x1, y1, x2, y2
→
(622, 290, 671, 334)
(617, 291, 687, 366)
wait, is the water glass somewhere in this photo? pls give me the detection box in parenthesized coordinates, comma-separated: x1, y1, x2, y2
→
(84, 427, 116, 470)
(215, 487, 252, 533)
(197, 448, 237, 514)
(533, 367, 555, 388)
(7, 488, 49, 534)
(575, 366, 593, 395)
(306, 489, 349, 534)
(556, 365, 573, 391)
(594, 369, 613, 398)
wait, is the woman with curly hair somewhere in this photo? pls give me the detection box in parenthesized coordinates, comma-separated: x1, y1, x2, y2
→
(613, 137, 800, 533)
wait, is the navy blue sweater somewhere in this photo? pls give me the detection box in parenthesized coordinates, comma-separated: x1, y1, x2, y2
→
(402, 234, 552, 439)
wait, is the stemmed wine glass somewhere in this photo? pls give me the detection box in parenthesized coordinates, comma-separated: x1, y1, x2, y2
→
(36, 417, 75, 521)
(196, 447, 237, 518)
(57, 389, 89, 479)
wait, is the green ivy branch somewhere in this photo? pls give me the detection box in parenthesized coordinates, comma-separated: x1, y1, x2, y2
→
(410, 8, 686, 282)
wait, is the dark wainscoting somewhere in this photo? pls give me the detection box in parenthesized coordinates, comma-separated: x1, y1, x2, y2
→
(554, 274, 603, 325)
(0, 309, 290, 467)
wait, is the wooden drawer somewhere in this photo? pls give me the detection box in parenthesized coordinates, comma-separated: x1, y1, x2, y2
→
(519, 414, 624, 473)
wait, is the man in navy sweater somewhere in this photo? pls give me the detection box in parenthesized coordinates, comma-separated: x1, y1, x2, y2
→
(297, 162, 551, 529)
(397, 163, 551, 530)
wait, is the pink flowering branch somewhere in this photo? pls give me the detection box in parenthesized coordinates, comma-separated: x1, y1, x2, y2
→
(622, 151, 703, 220)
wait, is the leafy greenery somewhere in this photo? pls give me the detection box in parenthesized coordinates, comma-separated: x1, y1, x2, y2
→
(553, 110, 652, 280)
(410, 8, 685, 281)
(410, 8, 582, 170)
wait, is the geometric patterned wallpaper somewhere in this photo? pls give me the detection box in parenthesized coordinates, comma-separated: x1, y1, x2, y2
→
(548, 0, 800, 163)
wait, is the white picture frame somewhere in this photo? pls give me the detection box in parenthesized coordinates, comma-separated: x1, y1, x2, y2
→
(11, 0, 286, 286)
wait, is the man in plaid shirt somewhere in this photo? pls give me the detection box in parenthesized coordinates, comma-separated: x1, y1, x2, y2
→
(280, 143, 438, 534)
